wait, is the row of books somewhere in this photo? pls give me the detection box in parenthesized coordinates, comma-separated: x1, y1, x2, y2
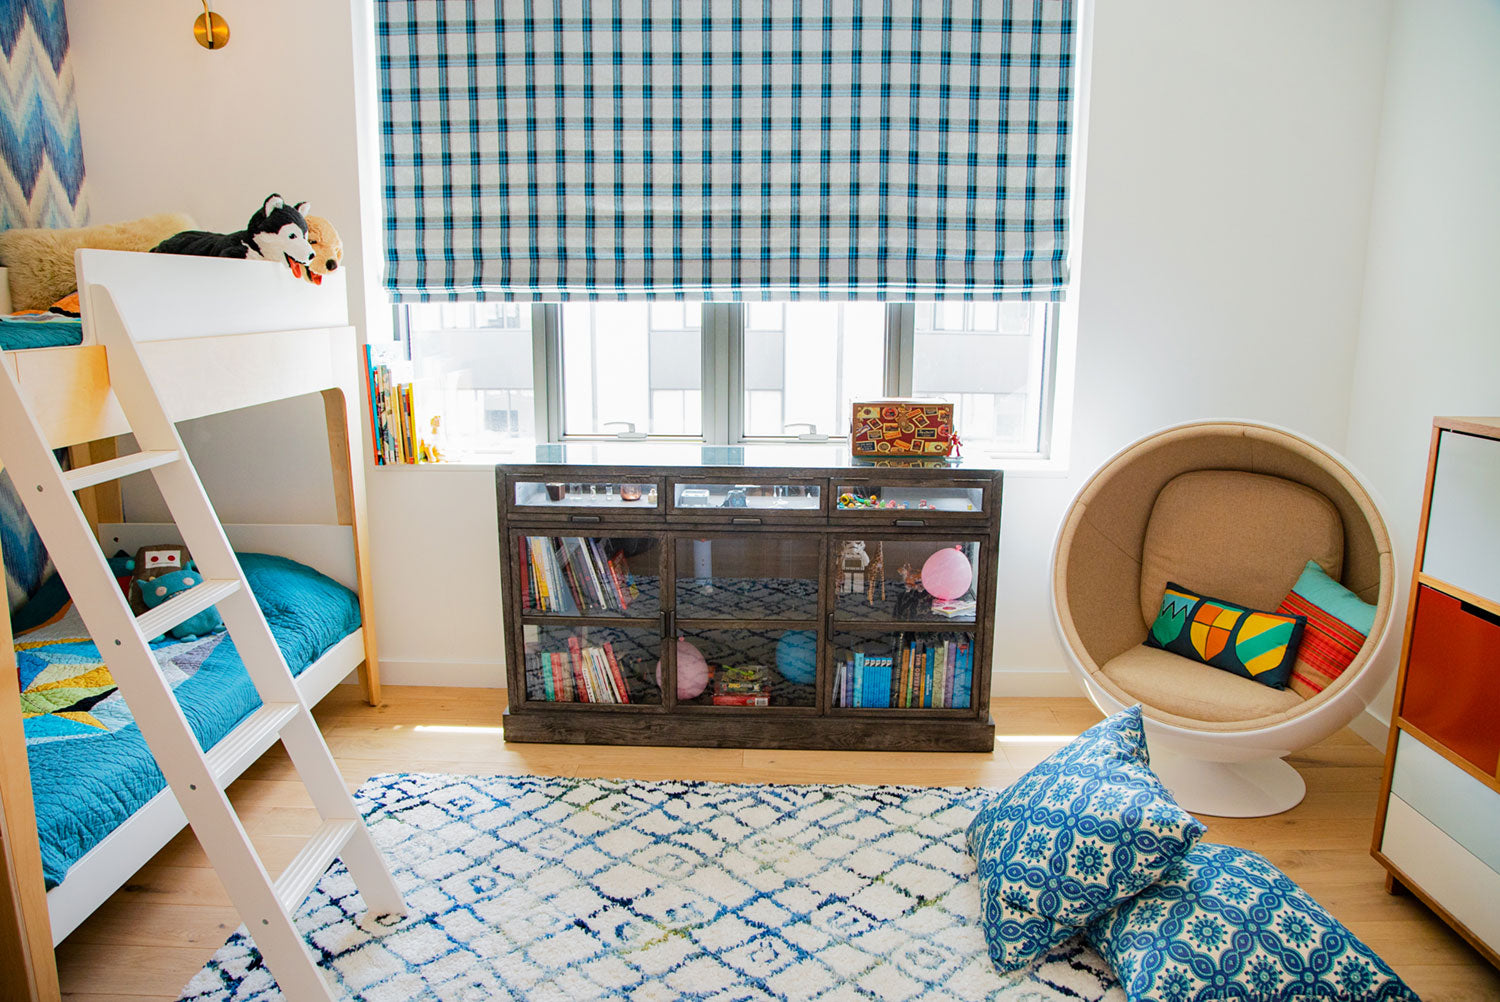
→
(365, 344, 435, 464)
(521, 536, 634, 614)
(835, 637, 973, 709)
(526, 637, 632, 703)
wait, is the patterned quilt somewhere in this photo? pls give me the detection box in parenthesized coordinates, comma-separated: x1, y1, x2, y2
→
(16, 553, 361, 888)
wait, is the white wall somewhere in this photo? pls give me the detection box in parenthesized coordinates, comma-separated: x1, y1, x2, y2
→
(65, 0, 1403, 691)
(1342, 0, 1500, 729)
(995, 0, 1392, 691)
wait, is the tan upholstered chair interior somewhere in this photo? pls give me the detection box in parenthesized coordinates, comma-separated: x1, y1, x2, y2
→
(1051, 421, 1397, 817)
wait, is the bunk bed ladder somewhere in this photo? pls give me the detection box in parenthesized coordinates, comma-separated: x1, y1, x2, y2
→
(0, 289, 403, 1001)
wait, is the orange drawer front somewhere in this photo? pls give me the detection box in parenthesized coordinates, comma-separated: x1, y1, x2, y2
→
(1401, 585, 1500, 776)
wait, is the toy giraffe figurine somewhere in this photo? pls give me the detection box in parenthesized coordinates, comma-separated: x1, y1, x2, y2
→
(865, 541, 886, 604)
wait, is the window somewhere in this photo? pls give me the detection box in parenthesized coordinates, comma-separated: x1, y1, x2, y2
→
(913, 303, 1051, 454)
(406, 303, 535, 453)
(742, 304, 886, 439)
(400, 302, 1057, 458)
(559, 304, 703, 438)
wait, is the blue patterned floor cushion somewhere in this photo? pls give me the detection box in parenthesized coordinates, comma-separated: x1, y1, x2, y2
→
(1088, 841, 1420, 1002)
(967, 706, 1206, 973)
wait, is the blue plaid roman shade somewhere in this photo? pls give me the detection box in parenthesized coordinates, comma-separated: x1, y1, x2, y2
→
(376, 1, 1077, 301)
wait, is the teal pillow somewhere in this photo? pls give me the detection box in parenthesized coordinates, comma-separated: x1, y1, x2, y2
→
(1088, 842, 1419, 1002)
(1145, 582, 1306, 689)
(966, 707, 1206, 973)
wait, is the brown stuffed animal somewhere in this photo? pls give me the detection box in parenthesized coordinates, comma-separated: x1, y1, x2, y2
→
(303, 216, 343, 285)
(126, 544, 193, 614)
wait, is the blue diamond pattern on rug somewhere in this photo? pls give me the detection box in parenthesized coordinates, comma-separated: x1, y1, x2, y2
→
(967, 708, 1206, 973)
(1087, 841, 1419, 1002)
(179, 773, 1127, 1001)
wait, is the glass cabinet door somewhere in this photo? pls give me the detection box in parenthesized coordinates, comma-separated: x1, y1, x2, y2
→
(833, 538, 981, 623)
(830, 629, 976, 709)
(674, 534, 821, 621)
(671, 627, 818, 708)
(518, 535, 660, 617)
(522, 624, 662, 705)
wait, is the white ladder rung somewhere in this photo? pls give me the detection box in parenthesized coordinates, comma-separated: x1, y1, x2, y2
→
(275, 820, 358, 913)
(135, 578, 240, 639)
(62, 449, 179, 491)
(205, 702, 300, 784)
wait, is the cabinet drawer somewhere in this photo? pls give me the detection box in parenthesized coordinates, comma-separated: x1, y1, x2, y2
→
(1390, 731, 1500, 872)
(1380, 793, 1500, 954)
(1401, 586, 1500, 776)
(832, 478, 992, 526)
(667, 476, 827, 522)
(505, 475, 665, 523)
(1423, 430, 1500, 605)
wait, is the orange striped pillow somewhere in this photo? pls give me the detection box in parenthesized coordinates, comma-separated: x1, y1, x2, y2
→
(1274, 561, 1376, 700)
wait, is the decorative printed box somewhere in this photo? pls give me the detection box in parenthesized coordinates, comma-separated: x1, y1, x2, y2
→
(850, 399, 957, 457)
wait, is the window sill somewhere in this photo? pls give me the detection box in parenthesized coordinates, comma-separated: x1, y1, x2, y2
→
(373, 440, 1069, 477)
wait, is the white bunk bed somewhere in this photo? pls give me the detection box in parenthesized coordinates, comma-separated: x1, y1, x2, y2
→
(0, 249, 381, 999)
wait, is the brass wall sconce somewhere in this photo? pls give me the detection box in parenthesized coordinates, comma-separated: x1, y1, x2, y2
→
(194, 1, 229, 50)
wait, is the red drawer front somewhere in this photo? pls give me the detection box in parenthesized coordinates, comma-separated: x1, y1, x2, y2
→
(1401, 585, 1500, 775)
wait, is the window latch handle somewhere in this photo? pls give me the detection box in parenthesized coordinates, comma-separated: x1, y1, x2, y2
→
(783, 422, 829, 442)
(602, 421, 648, 440)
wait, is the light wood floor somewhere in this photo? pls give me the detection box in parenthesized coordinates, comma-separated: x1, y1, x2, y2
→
(53, 686, 1500, 1001)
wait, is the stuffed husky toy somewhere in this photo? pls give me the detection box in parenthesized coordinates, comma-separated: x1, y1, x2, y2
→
(152, 194, 315, 276)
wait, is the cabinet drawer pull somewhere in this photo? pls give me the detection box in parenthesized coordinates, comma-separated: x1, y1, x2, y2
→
(569, 514, 602, 523)
(894, 518, 926, 527)
(731, 517, 763, 525)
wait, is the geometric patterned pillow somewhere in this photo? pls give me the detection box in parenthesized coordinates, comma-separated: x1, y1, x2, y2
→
(966, 707, 1206, 973)
(1145, 582, 1307, 690)
(1087, 842, 1420, 1002)
(1275, 560, 1375, 700)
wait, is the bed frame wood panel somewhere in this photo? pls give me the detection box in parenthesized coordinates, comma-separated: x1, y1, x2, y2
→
(0, 250, 382, 1001)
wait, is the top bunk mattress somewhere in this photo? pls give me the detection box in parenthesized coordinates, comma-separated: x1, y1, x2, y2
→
(1, 250, 347, 351)
(15, 552, 361, 889)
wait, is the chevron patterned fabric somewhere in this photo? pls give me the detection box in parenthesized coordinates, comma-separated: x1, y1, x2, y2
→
(0, 0, 87, 230)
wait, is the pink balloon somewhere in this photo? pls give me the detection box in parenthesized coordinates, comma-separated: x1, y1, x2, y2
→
(656, 637, 711, 700)
(921, 546, 973, 601)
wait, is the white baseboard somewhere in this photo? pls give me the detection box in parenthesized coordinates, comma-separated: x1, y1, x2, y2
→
(1350, 707, 1391, 750)
(344, 658, 507, 688)
(989, 669, 1087, 698)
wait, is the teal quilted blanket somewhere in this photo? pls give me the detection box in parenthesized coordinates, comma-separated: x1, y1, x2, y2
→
(16, 553, 360, 888)
(0, 312, 83, 350)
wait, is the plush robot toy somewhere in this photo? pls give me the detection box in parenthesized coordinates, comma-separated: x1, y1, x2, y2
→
(125, 544, 192, 614)
(136, 568, 225, 641)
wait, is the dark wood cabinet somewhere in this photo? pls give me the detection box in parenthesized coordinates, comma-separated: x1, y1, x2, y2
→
(496, 447, 1001, 751)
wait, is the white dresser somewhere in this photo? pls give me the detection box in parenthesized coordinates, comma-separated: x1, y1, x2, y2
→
(1373, 417, 1500, 968)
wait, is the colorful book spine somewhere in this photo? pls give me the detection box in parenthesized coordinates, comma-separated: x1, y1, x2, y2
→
(567, 636, 592, 702)
(918, 645, 930, 708)
(954, 642, 971, 709)
(602, 641, 630, 704)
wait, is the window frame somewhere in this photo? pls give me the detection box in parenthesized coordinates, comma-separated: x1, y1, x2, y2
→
(400, 301, 1061, 458)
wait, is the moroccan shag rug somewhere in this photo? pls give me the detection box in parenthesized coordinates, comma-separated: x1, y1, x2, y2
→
(179, 773, 1123, 1001)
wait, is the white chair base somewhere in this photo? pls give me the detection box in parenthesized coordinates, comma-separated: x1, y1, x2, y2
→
(1149, 750, 1307, 818)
